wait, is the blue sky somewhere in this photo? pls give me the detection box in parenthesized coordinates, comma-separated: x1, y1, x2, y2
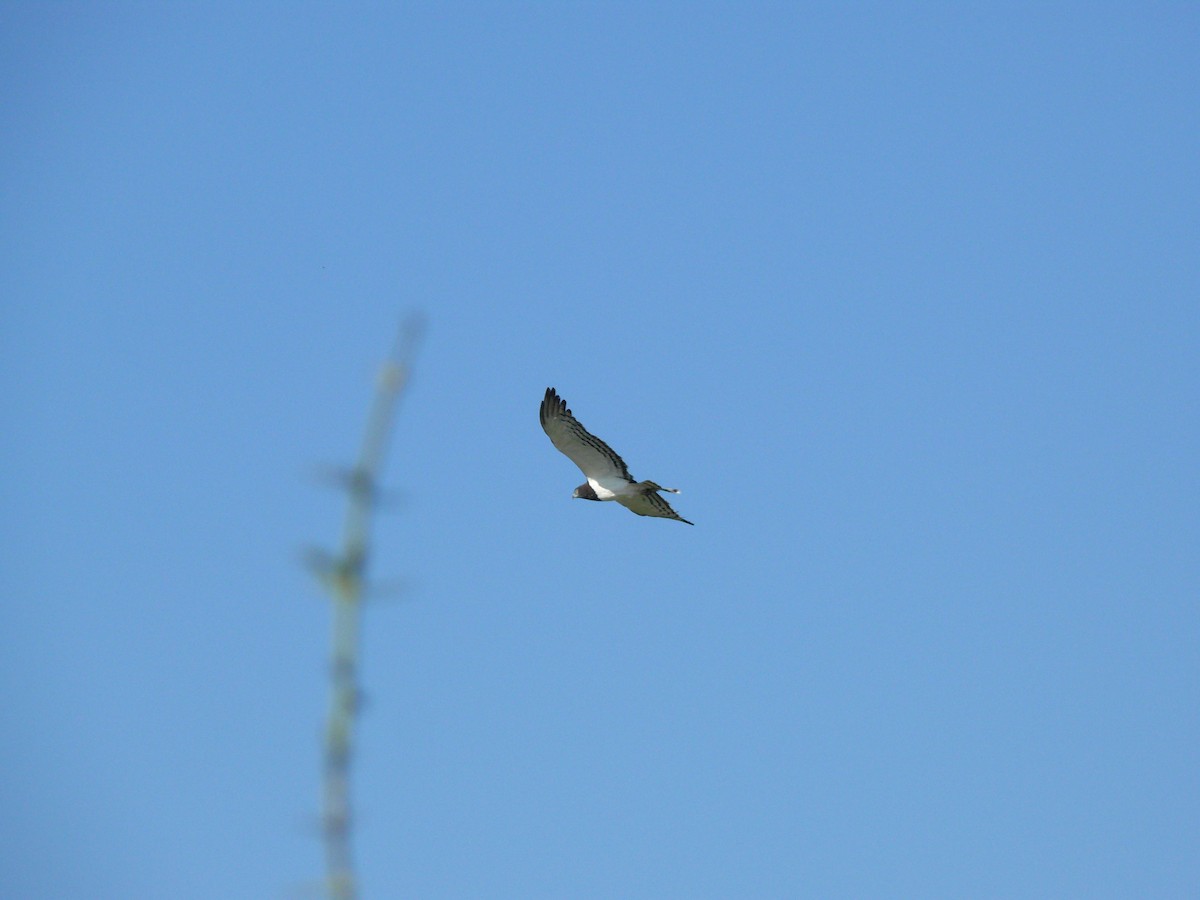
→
(2, 3, 1197, 897)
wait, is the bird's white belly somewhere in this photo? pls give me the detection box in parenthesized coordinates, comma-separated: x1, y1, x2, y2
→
(587, 476, 629, 501)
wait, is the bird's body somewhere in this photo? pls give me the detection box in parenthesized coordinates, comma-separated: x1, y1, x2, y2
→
(580, 477, 622, 501)
(539, 387, 693, 525)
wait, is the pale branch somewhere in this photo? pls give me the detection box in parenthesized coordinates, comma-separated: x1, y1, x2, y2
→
(313, 314, 424, 900)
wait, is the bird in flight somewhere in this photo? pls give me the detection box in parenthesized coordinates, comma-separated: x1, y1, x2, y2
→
(539, 387, 693, 525)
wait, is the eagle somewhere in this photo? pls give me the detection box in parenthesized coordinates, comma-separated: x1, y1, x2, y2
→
(540, 387, 693, 525)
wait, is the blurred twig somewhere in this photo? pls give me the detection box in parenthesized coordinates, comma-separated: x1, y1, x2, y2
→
(310, 314, 424, 900)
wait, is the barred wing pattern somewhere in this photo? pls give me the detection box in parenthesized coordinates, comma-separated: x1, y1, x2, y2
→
(539, 387, 633, 484)
(616, 489, 693, 524)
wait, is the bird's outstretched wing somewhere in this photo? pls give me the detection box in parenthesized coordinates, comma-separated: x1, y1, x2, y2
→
(540, 387, 632, 482)
(617, 490, 694, 525)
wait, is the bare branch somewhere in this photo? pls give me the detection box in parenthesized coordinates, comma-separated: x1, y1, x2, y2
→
(312, 313, 424, 899)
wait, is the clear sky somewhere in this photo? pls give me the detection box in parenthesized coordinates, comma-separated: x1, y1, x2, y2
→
(2, 3, 1197, 897)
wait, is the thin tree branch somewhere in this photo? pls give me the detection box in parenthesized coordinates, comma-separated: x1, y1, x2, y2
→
(315, 314, 424, 900)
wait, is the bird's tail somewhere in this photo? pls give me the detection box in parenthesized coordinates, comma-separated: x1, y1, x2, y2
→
(637, 480, 680, 494)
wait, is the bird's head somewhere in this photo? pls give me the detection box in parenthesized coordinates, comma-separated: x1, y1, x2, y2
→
(573, 483, 599, 501)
